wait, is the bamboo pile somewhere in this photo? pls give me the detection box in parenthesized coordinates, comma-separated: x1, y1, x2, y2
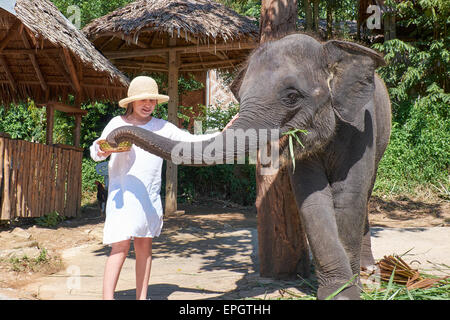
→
(0, 137, 82, 220)
(378, 255, 449, 290)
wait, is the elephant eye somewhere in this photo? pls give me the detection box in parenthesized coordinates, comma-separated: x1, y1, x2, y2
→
(282, 90, 302, 106)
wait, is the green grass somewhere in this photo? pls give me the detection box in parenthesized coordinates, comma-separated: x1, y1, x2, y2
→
(249, 270, 450, 300)
(8, 248, 52, 273)
(265, 278, 450, 300)
(35, 211, 65, 228)
(361, 277, 450, 300)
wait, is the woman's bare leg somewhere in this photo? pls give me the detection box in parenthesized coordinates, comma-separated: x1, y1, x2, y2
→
(103, 239, 130, 300)
(134, 237, 153, 300)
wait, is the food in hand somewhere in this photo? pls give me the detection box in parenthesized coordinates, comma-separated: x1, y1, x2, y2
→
(98, 140, 132, 153)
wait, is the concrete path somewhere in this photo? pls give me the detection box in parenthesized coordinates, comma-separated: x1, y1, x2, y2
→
(370, 227, 450, 277)
(18, 225, 450, 300)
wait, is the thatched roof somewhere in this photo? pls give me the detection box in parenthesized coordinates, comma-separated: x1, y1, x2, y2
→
(0, 0, 129, 106)
(83, 0, 259, 74)
(83, 0, 258, 44)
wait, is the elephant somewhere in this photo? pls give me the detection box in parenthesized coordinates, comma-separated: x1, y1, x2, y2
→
(106, 33, 391, 300)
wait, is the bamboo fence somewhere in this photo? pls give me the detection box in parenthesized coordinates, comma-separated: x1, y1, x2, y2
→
(0, 137, 82, 220)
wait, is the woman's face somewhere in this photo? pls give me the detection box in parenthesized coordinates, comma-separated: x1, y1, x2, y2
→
(132, 99, 157, 119)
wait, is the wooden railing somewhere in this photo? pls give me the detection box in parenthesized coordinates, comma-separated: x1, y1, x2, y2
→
(0, 137, 83, 220)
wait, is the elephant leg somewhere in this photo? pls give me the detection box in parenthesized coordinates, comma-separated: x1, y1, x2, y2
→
(330, 145, 378, 289)
(289, 160, 359, 300)
(332, 192, 367, 278)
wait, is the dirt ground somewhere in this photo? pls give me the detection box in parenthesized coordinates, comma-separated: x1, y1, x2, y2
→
(0, 195, 449, 299)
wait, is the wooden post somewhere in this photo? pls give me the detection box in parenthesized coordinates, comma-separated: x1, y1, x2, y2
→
(73, 114, 81, 148)
(1, 137, 11, 220)
(0, 137, 4, 217)
(73, 96, 82, 148)
(46, 105, 54, 145)
(165, 36, 180, 215)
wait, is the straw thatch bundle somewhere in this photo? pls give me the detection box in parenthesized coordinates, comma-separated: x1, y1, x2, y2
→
(83, 0, 259, 44)
(0, 0, 129, 106)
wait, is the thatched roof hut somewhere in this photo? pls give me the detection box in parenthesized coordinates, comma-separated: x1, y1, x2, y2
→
(0, 0, 129, 106)
(82, 0, 259, 74)
(0, 1, 132, 221)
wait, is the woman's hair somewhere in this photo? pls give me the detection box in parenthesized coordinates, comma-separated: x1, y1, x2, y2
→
(124, 103, 134, 117)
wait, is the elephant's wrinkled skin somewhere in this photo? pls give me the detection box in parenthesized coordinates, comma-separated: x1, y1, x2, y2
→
(106, 34, 391, 300)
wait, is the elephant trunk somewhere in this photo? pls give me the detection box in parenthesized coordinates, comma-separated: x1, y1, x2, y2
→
(106, 116, 276, 166)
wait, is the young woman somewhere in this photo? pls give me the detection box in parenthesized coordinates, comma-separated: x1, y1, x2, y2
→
(90, 76, 237, 300)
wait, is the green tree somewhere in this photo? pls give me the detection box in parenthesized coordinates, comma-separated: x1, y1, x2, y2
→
(373, 0, 449, 197)
(0, 102, 45, 142)
(51, 0, 134, 28)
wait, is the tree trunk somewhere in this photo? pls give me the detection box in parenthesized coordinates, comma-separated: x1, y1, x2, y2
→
(326, 1, 333, 39)
(256, 156, 310, 279)
(313, 0, 319, 32)
(383, 12, 396, 41)
(260, 0, 299, 42)
(165, 36, 180, 215)
(258, 0, 310, 279)
(304, 0, 313, 31)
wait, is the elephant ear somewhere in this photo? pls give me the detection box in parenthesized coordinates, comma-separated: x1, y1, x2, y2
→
(323, 40, 386, 124)
(229, 64, 248, 102)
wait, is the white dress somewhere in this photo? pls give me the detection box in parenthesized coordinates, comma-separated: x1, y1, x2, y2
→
(90, 116, 219, 245)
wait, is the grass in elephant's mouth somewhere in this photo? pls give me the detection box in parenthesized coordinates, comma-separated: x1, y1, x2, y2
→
(281, 128, 308, 172)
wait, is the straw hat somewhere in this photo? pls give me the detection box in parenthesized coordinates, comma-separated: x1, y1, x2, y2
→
(118, 76, 169, 108)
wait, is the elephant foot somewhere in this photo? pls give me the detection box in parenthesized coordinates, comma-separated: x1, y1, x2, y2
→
(361, 262, 380, 275)
(361, 230, 376, 271)
(360, 252, 376, 271)
(317, 283, 361, 300)
(360, 251, 380, 281)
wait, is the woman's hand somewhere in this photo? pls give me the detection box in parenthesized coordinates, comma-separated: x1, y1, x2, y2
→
(98, 150, 113, 158)
(222, 113, 239, 131)
(96, 141, 113, 158)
